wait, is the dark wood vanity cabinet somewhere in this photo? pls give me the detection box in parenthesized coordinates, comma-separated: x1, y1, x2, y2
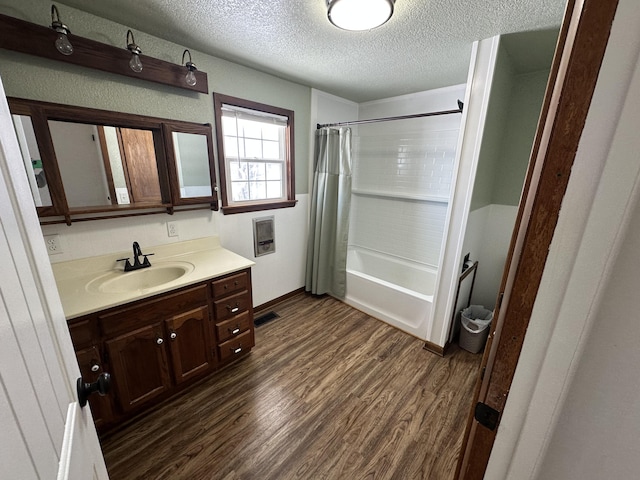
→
(67, 268, 254, 434)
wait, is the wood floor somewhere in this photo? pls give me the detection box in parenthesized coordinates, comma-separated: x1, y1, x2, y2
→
(101, 293, 481, 480)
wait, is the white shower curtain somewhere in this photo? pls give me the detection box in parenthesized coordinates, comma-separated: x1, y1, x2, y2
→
(305, 127, 352, 297)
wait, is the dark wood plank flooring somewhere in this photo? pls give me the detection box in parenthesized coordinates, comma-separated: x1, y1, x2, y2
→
(101, 293, 481, 479)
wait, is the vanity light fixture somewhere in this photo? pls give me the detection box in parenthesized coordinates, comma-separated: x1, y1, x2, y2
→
(326, 0, 395, 31)
(126, 29, 143, 73)
(50, 4, 73, 55)
(182, 49, 197, 87)
(0, 11, 209, 93)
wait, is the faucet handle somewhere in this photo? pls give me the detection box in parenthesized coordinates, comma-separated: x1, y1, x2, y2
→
(141, 253, 154, 267)
(116, 257, 133, 271)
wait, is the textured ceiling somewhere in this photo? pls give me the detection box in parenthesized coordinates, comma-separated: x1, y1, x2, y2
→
(59, 0, 567, 102)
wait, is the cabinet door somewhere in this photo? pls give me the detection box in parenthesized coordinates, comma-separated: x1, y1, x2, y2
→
(75, 346, 114, 428)
(106, 323, 171, 412)
(166, 306, 212, 384)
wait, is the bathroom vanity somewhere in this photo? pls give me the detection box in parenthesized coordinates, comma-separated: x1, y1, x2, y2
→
(53, 237, 255, 434)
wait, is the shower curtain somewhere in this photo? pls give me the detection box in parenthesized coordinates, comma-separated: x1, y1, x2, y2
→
(305, 127, 352, 297)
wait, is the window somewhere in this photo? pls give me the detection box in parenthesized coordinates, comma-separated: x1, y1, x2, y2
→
(213, 93, 296, 214)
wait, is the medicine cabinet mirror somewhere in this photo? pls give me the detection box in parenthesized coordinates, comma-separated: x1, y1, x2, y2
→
(163, 123, 216, 205)
(8, 98, 218, 224)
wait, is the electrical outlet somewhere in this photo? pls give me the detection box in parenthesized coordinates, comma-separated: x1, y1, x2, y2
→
(167, 221, 179, 237)
(44, 234, 63, 255)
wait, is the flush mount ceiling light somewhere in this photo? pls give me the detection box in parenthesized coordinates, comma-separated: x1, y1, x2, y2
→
(327, 0, 395, 31)
(50, 4, 73, 55)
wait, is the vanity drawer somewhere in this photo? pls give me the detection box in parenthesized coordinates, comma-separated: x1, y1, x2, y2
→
(216, 311, 252, 343)
(211, 271, 249, 298)
(218, 329, 254, 362)
(100, 285, 209, 338)
(214, 291, 251, 322)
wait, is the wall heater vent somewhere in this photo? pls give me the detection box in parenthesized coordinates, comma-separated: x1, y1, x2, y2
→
(253, 216, 275, 257)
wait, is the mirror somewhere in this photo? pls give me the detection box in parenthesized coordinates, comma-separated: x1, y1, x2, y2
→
(173, 132, 210, 198)
(48, 121, 162, 208)
(12, 114, 52, 207)
(164, 122, 216, 205)
(8, 97, 218, 223)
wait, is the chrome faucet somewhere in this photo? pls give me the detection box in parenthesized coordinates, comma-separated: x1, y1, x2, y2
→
(117, 241, 154, 272)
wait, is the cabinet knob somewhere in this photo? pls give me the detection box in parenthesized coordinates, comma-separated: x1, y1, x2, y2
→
(90, 364, 100, 373)
(170, 332, 177, 340)
(156, 338, 164, 345)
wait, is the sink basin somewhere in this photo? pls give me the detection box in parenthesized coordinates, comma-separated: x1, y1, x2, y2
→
(86, 262, 195, 294)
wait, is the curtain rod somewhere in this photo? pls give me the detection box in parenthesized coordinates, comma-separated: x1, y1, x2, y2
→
(316, 100, 464, 129)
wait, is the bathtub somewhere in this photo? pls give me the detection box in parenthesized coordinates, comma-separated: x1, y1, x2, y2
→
(344, 247, 436, 340)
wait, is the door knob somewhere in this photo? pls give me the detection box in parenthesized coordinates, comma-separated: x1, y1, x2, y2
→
(77, 372, 111, 408)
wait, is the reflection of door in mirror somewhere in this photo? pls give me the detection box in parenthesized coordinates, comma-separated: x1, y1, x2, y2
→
(118, 128, 162, 204)
(48, 121, 162, 208)
(11, 115, 52, 207)
(172, 132, 211, 198)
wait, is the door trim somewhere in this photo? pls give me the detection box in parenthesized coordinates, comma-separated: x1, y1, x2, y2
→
(456, 0, 620, 478)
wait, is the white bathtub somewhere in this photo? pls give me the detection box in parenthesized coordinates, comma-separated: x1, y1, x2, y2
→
(344, 247, 436, 340)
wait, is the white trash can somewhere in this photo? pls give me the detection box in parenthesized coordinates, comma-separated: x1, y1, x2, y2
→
(459, 305, 493, 353)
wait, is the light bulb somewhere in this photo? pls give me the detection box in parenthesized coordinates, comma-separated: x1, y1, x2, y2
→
(185, 69, 197, 86)
(182, 50, 198, 87)
(129, 53, 143, 73)
(126, 30, 143, 73)
(55, 32, 73, 55)
(51, 5, 73, 55)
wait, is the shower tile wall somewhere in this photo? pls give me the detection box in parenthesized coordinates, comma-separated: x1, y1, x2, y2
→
(350, 128, 459, 267)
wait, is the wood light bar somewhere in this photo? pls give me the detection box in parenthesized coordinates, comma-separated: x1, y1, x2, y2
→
(0, 13, 209, 94)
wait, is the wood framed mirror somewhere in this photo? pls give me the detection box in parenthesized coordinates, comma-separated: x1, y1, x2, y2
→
(163, 122, 217, 208)
(8, 98, 218, 224)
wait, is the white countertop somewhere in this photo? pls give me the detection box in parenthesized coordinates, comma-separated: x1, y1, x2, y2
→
(52, 237, 255, 320)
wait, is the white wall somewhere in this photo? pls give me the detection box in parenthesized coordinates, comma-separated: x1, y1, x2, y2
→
(536, 185, 640, 478)
(462, 204, 518, 308)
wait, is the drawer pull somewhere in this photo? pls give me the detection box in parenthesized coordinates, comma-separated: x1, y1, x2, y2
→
(227, 304, 239, 313)
(230, 327, 241, 335)
(232, 346, 242, 354)
(234, 280, 239, 286)
(170, 332, 177, 340)
(156, 338, 164, 345)
(91, 364, 100, 373)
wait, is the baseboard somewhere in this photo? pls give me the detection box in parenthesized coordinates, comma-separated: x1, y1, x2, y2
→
(254, 287, 305, 315)
(423, 340, 449, 357)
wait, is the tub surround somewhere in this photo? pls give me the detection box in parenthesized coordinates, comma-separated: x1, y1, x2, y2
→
(52, 236, 254, 320)
(344, 247, 436, 340)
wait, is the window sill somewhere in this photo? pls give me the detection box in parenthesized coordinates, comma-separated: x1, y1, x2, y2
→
(221, 199, 297, 215)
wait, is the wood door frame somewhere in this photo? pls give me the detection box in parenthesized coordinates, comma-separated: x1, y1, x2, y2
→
(456, 0, 620, 478)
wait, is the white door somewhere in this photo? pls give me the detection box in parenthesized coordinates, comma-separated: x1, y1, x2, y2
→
(0, 77, 109, 479)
